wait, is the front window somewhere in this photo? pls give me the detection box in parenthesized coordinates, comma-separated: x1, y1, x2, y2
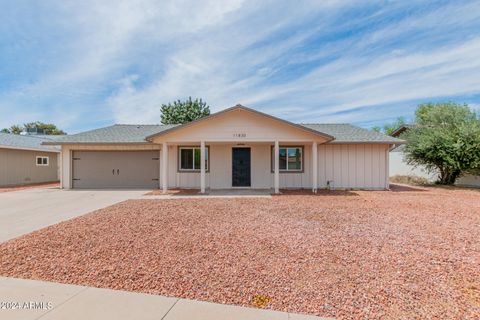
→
(179, 147, 209, 171)
(36, 156, 49, 166)
(272, 146, 303, 172)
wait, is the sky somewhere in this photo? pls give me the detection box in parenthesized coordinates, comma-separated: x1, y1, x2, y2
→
(1, 0, 480, 134)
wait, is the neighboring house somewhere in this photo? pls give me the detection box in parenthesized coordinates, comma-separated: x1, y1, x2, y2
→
(389, 124, 480, 187)
(0, 132, 60, 187)
(44, 105, 403, 192)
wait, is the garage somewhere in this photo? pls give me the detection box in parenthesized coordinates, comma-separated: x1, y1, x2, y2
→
(72, 151, 159, 189)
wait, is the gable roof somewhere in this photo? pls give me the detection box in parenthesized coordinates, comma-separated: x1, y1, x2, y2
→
(42, 105, 404, 145)
(0, 132, 60, 152)
(301, 124, 404, 144)
(43, 124, 178, 145)
(145, 105, 335, 141)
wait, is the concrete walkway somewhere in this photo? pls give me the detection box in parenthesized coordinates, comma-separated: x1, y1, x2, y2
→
(0, 277, 331, 320)
(0, 188, 147, 242)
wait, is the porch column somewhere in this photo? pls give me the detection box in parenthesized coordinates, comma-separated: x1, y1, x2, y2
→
(162, 142, 168, 194)
(158, 149, 161, 189)
(200, 141, 206, 193)
(312, 142, 318, 193)
(274, 140, 280, 194)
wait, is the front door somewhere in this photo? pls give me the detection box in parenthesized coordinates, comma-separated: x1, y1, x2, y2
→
(232, 148, 251, 187)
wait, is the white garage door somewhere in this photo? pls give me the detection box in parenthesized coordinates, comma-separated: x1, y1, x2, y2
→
(72, 151, 159, 189)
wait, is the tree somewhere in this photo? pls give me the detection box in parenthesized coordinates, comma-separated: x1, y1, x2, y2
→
(160, 97, 210, 124)
(23, 122, 66, 135)
(1, 122, 66, 135)
(1, 125, 23, 134)
(403, 102, 480, 185)
(371, 117, 406, 135)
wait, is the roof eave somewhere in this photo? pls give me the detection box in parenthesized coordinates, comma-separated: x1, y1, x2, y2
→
(0, 144, 60, 153)
(42, 141, 155, 146)
(328, 140, 406, 144)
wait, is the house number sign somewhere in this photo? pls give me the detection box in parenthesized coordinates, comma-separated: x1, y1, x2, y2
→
(233, 133, 246, 138)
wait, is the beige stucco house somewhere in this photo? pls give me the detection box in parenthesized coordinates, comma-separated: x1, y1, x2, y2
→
(45, 105, 403, 193)
(0, 133, 60, 187)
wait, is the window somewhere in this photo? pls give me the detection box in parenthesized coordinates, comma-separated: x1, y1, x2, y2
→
(178, 147, 209, 171)
(36, 156, 49, 166)
(271, 146, 303, 172)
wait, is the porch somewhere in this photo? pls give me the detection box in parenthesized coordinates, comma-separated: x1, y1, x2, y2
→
(159, 141, 320, 194)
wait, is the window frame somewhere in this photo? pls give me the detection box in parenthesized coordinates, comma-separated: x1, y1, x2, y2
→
(177, 146, 210, 172)
(270, 145, 304, 173)
(36, 156, 49, 166)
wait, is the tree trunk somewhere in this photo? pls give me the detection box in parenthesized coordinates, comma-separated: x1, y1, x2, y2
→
(438, 168, 461, 185)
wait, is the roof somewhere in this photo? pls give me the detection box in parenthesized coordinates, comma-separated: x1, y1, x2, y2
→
(43, 124, 178, 145)
(301, 123, 404, 144)
(390, 124, 415, 137)
(0, 132, 60, 152)
(145, 105, 335, 141)
(44, 123, 403, 145)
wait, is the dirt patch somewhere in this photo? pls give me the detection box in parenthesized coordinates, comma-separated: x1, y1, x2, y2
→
(1, 186, 479, 319)
(0, 182, 59, 193)
(145, 188, 201, 195)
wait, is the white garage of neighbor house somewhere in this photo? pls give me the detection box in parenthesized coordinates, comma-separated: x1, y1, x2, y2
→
(0, 132, 60, 187)
(44, 105, 404, 193)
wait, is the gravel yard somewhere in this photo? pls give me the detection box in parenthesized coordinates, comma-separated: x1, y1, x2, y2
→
(1, 185, 479, 319)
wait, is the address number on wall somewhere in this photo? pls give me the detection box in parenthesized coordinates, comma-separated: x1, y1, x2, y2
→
(233, 133, 247, 138)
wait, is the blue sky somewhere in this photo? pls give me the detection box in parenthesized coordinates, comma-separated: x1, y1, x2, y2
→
(1, 0, 480, 133)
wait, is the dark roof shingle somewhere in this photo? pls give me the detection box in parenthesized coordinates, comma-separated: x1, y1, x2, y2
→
(301, 124, 404, 144)
(44, 123, 403, 145)
(0, 133, 60, 151)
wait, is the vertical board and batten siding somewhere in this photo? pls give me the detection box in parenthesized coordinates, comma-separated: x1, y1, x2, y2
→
(60, 143, 390, 190)
(163, 144, 313, 189)
(0, 148, 58, 186)
(317, 144, 388, 189)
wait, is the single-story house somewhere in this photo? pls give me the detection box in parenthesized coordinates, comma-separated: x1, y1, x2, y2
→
(44, 105, 404, 193)
(0, 132, 60, 187)
(389, 124, 480, 187)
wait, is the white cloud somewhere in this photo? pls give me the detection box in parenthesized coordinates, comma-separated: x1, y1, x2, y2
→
(1, 0, 480, 131)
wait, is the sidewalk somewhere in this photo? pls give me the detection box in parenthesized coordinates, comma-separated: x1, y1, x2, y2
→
(0, 277, 332, 320)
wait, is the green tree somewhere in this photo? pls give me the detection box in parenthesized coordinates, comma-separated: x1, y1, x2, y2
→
(1, 122, 66, 135)
(1, 124, 23, 134)
(160, 97, 210, 124)
(371, 117, 406, 135)
(23, 122, 66, 135)
(403, 102, 480, 185)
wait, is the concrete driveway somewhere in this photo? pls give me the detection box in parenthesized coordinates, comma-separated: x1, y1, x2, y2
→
(0, 188, 147, 242)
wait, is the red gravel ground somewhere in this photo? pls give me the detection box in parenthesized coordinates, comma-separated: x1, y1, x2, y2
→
(0, 184, 479, 319)
(0, 182, 59, 193)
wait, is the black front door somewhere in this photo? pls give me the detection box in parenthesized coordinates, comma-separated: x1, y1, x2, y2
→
(232, 148, 251, 187)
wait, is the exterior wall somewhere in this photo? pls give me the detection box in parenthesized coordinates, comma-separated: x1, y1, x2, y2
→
(456, 173, 480, 188)
(389, 150, 437, 181)
(59, 143, 391, 190)
(0, 148, 59, 186)
(161, 143, 314, 189)
(318, 144, 389, 190)
(163, 143, 389, 190)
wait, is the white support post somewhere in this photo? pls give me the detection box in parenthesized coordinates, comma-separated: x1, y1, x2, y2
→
(312, 142, 318, 193)
(162, 142, 168, 194)
(274, 141, 280, 194)
(58, 151, 63, 189)
(158, 149, 161, 189)
(200, 141, 206, 193)
(62, 147, 71, 189)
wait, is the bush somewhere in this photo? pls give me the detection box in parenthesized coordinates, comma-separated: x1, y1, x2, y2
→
(390, 175, 431, 186)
